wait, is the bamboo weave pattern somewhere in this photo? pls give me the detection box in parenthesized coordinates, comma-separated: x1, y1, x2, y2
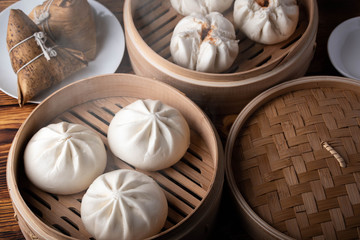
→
(233, 87, 360, 239)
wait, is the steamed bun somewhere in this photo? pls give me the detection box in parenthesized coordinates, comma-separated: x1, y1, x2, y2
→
(24, 122, 107, 195)
(170, 0, 234, 16)
(107, 99, 190, 171)
(170, 12, 239, 73)
(81, 169, 168, 240)
(233, 0, 299, 44)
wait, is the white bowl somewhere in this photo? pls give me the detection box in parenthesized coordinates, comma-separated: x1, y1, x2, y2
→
(328, 17, 360, 80)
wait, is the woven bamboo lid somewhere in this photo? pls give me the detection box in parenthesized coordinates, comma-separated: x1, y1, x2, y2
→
(225, 76, 360, 239)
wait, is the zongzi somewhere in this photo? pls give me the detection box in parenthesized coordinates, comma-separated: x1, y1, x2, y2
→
(7, 9, 87, 106)
(29, 0, 97, 60)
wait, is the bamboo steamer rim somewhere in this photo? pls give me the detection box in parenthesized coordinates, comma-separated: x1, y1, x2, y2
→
(7, 73, 224, 239)
(123, 0, 318, 85)
(225, 75, 360, 239)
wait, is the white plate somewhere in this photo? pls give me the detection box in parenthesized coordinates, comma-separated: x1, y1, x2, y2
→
(0, 0, 125, 103)
(328, 17, 360, 80)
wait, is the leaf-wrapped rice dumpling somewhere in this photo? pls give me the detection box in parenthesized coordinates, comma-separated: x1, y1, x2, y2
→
(7, 9, 87, 106)
(29, 0, 97, 60)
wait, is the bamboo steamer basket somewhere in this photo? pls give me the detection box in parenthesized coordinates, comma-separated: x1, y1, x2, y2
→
(7, 74, 224, 240)
(123, 0, 319, 115)
(225, 76, 360, 239)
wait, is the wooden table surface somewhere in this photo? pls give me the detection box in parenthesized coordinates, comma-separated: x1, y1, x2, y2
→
(1, 0, 360, 239)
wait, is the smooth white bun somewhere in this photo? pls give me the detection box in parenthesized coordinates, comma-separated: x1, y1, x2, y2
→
(233, 0, 299, 44)
(170, 12, 239, 73)
(170, 0, 234, 16)
(107, 99, 190, 171)
(81, 169, 168, 240)
(24, 122, 107, 195)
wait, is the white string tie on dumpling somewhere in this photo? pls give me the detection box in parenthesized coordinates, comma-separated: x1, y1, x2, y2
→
(33, 0, 57, 40)
(33, 0, 55, 25)
(33, 11, 50, 25)
(33, 32, 57, 60)
(8, 31, 57, 74)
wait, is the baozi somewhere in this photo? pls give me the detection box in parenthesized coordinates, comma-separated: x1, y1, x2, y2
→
(107, 99, 190, 171)
(233, 0, 299, 44)
(170, 12, 239, 73)
(81, 169, 168, 240)
(24, 122, 107, 195)
(170, 0, 234, 16)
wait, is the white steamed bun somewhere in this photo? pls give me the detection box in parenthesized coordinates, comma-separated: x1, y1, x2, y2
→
(170, 12, 239, 73)
(107, 99, 190, 171)
(233, 0, 299, 44)
(170, 0, 234, 16)
(24, 122, 107, 195)
(81, 169, 168, 240)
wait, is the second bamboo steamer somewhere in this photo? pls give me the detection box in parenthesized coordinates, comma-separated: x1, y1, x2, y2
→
(123, 0, 319, 115)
